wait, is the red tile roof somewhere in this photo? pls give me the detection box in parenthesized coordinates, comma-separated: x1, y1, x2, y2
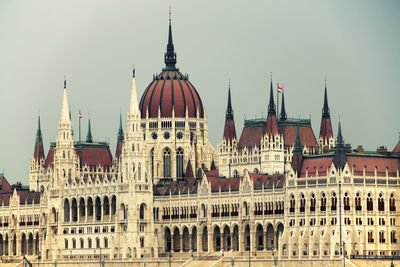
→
(392, 141, 400, 156)
(347, 155, 398, 177)
(17, 191, 41, 205)
(45, 148, 55, 167)
(279, 125, 317, 148)
(33, 141, 45, 161)
(319, 117, 333, 140)
(184, 160, 194, 178)
(0, 176, 12, 193)
(266, 114, 278, 137)
(76, 147, 113, 170)
(223, 119, 237, 142)
(300, 156, 333, 178)
(0, 194, 11, 206)
(238, 124, 266, 148)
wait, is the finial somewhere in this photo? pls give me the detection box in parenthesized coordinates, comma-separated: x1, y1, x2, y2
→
(64, 75, 66, 88)
(169, 5, 171, 25)
(132, 64, 135, 78)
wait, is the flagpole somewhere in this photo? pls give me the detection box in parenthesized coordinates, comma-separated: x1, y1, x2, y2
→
(277, 83, 279, 119)
(79, 109, 81, 143)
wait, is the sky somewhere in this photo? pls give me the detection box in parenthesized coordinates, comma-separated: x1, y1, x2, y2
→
(0, 1, 399, 185)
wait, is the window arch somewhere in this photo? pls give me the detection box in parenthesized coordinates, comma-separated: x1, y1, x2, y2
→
(355, 192, 362, 211)
(163, 148, 171, 178)
(367, 193, 373, 211)
(320, 192, 326, 212)
(233, 170, 239, 178)
(331, 192, 337, 211)
(378, 193, 385, 211)
(344, 192, 350, 210)
(176, 148, 184, 178)
(140, 203, 146, 220)
(390, 193, 396, 211)
(138, 163, 141, 181)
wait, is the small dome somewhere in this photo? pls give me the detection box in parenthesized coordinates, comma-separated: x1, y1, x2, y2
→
(139, 70, 204, 119)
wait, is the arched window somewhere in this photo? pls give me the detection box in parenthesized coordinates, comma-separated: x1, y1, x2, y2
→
(310, 193, 316, 212)
(367, 193, 373, 211)
(176, 148, 184, 178)
(72, 238, 76, 249)
(344, 192, 350, 210)
(391, 231, 397, 243)
(390, 194, 396, 211)
(378, 193, 385, 211)
(290, 195, 295, 213)
(80, 238, 84, 248)
(331, 192, 337, 211)
(65, 239, 68, 249)
(140, 203, 145, 220)
(379, 231, 386, 243)
(163, 148, 171, 178)
(355, 193, 362, 211)
(320, 192, 326, 212)
(300, 193, 305, 212)
(88, 238, 92, 249)
(64, 199, 70, 222)
(132, 144, 135, 152)
(104, 238, 108, 248)
(96, 238, 100, 248)
(233, 170, 239, 178)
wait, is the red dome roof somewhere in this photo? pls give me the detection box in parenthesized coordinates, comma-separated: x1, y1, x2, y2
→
(139, 70, 204, 119)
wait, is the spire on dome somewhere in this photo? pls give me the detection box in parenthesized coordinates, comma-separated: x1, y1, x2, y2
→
(34, 114, 45, 161)
(86, 119, 93, 143)
(333, 121, 346, 170)
(164, 7, 177, 70)
(268, 78, 276, 115)
(279, 91, 287, 121)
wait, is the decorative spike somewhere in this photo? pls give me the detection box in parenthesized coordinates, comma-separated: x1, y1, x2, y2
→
(36, 115, 43, 143)
(268, 78, 276, 115)
(335, 121, 344, 150)
(293, 125, 302, 154)
(118, 113, 124, 142)
(164, 8, 177, 70)
(279, 91, 287, 121)
(322, 82, 330, 118)
(86, 119, 93, 143)
(226, 81, 234, 120)
(132, 64, 135, 78)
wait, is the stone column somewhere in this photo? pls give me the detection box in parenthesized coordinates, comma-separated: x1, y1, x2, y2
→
(208, 229, 213, 252)
(196, 230, 201, 253)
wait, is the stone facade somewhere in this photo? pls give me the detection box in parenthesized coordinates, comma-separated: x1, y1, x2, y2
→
(0, 21, 399, 266)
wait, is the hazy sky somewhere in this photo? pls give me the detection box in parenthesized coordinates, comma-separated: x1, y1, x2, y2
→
(0, 1, 399, 185)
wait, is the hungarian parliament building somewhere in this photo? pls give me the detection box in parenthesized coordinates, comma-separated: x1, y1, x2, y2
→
(0, 20, 399, 265)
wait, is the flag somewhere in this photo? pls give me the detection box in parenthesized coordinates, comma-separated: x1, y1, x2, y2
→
(79, 112, 83, 118)
(277, 86, 283, 93)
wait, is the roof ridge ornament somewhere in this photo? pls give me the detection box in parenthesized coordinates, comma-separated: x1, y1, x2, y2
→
(268, 75, 276, 115)
(322, 79, 330, 118)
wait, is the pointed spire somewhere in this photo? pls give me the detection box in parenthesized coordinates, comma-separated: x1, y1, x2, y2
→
(293, 125, 302, 154)
(226, 81, 233, 120)
(335, 121, 344, 151)
(86, 119, 93, 143)
(322, 82, 330, 118)
(60, 80, 71, 123)
(279, 91, 287, 121)
(118, 113, 124, 142)
(333, 121, 346, 170)
(36, 115, 43, 143)
(164, 7, 177, 70)
(210, 158, 216, 170)
(185, 160, 194, 178)
(129, 65, 140, 116)
(34, 114, 45, 161)
(268, 78, 276, 115)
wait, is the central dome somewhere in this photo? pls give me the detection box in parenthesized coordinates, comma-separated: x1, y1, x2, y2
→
(139, 21, 204, 119)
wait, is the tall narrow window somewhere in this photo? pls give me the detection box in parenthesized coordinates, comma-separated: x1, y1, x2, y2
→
(176, 148, 184, 178)
(150, 148, 154, 178)
(163, 148, 171, 178)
